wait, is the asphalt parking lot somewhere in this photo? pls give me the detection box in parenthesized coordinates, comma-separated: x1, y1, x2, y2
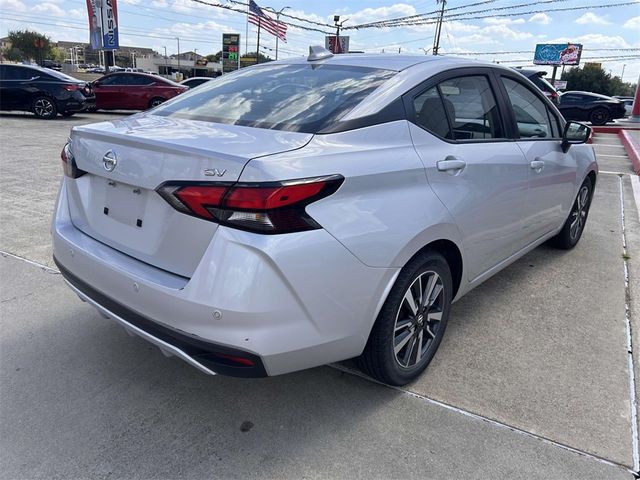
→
(1, 111, 639, 479)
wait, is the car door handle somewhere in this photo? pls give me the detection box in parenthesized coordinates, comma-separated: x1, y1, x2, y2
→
(530, 159, 545, 172)
(437, 158, 467, 172)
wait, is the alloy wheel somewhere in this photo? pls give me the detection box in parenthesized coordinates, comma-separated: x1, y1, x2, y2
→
(393, 270, 444, 368)
(569, 185, 589, 240)
(34, 98, 54, 118)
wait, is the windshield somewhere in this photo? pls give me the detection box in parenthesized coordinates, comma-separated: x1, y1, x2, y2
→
(152, 63, 395, 133)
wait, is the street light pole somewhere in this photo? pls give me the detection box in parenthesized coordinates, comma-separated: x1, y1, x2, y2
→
(267, 6, 290, 61)
(163, 46, 168, 74)
(176, 37, 181, 73)
(622, 64, 627, 82)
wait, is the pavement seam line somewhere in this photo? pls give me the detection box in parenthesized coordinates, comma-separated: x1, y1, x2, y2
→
(619, 175, 640, 475)
(328, 363, 635, 476)
(631, 175, 640, 223)
(0, 250, 59, 274)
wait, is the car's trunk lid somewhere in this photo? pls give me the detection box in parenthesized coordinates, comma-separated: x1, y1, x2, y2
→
(66, 114, 313, 277)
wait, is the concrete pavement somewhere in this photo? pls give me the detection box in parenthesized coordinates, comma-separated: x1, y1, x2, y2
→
(1, 111, 638, 478)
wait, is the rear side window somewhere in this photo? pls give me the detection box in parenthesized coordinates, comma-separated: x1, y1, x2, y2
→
(413, 87, 453, 139)
(412, 75, 504, 141)
(153, 63, 395, 133)
(2, 66, 34, 80)
(501, 77, 560, 139)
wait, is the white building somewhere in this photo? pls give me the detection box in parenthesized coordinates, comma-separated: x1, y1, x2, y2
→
(136, 53, 222, 78)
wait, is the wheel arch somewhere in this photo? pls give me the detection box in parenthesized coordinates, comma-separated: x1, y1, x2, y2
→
(407, 239, 463, 301)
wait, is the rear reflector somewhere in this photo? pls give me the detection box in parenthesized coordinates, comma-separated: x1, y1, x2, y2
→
(157, 175, 344, 234)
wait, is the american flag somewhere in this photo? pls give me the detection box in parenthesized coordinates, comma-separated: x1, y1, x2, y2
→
(248, 0, 287, 42)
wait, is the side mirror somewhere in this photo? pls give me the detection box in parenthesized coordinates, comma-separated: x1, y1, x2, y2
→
(561, 121, 590, 153)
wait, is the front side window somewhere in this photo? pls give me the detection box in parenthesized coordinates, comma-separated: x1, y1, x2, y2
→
(501, 77, 558, 139)
(153, 63, 395, 133)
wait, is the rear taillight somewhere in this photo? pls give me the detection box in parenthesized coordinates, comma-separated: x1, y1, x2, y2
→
(63, 84, 80, 91)
(157, 175, 344, 234)
(60, 142, 86, 179)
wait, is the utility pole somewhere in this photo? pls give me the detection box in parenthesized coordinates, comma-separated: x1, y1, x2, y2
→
(622, 64, 627, 82)
(432, 0, 446, 55)
(193, 48, 198, 77)
(256, 17, 261, 64)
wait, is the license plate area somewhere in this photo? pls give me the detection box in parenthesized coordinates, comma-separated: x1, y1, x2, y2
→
(103, 179, 148, 228)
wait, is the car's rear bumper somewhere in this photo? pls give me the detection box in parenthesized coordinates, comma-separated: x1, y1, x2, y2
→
(52, 178, 398, 376)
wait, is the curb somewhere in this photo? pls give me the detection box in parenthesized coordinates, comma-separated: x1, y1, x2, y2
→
(620, 130, 640, 175)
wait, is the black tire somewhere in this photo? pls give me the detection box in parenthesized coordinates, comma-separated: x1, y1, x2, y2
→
(589, 107, 610, 126)
(148, 97, 165, 109)
(548, 177, 593, 249)
(31, 96, 57, 119)
(85, 106, 97, 113)
(61, 111, 75, 117)
(357, 250, 452, 386)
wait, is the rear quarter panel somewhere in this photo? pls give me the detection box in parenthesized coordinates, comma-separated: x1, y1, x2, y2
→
(239, 120, 465, 270)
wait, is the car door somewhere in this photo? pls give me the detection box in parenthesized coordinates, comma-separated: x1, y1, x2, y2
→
(497, 74, 578, 243)
(407, 69, 529, 282)
(1, 65, 35, 110)
(93, 74, 122, 109)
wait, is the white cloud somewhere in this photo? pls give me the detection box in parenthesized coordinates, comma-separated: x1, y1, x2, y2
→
(31, 2, 65, 16)
(0, 0, 26, 12)
(547, 33, 631, 49)
(339, 4, 416, 26)
(529, 13, 551, 25)
(623, 16, 640, 29)
(483, 17, 525, 25)
(575, 12, 611, 26)
(482, 24, 533, 41)
(68, 8, 84, 19)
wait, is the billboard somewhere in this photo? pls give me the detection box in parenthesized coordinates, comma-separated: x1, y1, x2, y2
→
(533, 43, 582, 66)
(325, 36, 349, 54)
(222, 33, 240, 73)
(86, 0, 119, 50)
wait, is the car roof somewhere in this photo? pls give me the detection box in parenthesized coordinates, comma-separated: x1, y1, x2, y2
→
(272, 53, 475, 72)
(562, 91, 614, 99)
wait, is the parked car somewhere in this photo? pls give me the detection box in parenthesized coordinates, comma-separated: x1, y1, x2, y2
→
(614, 96, 634, 117)
(86, 67, 105, 74)
(124, 68, 144, 73)
(91, 72, 188, 110)
(558, 91, 626, 125)
(180, 76, 214, 89)
(515, 69, 559, 104)
(0, 64, 95, 119)
(41, 59, 62, 71)
(53, 49, 596, 385)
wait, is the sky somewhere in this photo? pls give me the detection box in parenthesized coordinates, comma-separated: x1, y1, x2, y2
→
(0, 0, 639, 81)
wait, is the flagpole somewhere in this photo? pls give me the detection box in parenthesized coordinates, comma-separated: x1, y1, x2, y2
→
(245, 2, 249, 57)
(256, 17, 261, 64)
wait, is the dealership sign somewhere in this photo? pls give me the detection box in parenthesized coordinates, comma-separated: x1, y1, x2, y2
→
(325, 36, 349, 54)
(86, 0, 119, 50)
(533, 43, 583, 66)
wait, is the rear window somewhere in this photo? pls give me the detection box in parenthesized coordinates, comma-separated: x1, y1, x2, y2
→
(152, 63, 395, 133)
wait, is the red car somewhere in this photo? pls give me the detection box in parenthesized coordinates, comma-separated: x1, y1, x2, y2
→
(92, 72, 187, 111)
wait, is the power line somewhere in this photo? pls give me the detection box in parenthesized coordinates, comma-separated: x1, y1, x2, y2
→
(346, 0, 639, 30)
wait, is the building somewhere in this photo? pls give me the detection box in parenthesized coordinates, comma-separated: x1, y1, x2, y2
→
(55, 41, 157, 67)
(136, 52, 222, 78)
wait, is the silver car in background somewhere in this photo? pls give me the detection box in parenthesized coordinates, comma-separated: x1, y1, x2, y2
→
(53, 47, 596, 386)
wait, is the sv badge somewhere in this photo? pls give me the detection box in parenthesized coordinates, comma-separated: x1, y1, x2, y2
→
(204, 168, 227, 177)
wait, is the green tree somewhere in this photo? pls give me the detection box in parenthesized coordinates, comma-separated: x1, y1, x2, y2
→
(561, 66, 636, 96)
(4, 30, 53, 64)
(241, 51, 273, 63)
(206, 51, 222, 62)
